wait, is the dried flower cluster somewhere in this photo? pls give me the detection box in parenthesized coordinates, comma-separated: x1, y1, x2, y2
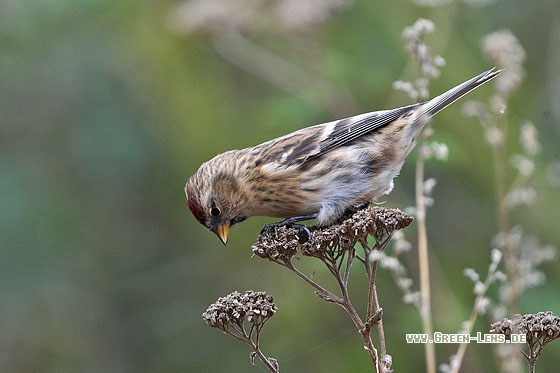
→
(463, 249, 506, 314)
(394, 18, 446, 100)
(482, 29, 526, 105)
(491, 312, 560, 343)
(251, 225, 302, 263)
(493, 227, 557, 308)
(203, 291, 279, 371)
(252, 207, 413, 264)
(491, 312, 560, 372)
(203, 290, 277, 331)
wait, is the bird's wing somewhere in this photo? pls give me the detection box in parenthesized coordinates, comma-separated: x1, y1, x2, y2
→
(257, 103, 419, 172)
(259, 68, 501, 172)
(314, 104, 420, 157)
(313, 68, 501, 160)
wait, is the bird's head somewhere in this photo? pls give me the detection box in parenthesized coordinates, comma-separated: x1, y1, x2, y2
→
(184, 158, 247, 245)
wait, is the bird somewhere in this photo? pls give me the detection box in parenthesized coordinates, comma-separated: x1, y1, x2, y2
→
(185, 68, 501, 245)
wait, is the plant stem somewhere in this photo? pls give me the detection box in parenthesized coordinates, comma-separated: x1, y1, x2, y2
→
(334, 261, 380, 368)
(416, 144, 436, 373)
(248, 339, 278, 372)
(340, 298, 379, 369)
(492, 109, 519, 313)
(285, 257, 379, 367)
(370, 259, 388, 372)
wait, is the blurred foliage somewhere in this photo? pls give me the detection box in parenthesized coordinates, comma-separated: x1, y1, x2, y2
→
(1, 0, 559, 372)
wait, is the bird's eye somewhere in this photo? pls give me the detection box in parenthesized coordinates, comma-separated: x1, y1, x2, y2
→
(210, 207, 221, 217)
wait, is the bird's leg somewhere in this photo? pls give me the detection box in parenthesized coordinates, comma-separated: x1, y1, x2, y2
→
(260, 214, 317, 243)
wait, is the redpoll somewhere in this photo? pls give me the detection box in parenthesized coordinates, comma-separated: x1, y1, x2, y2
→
(185, 69, 501, 244)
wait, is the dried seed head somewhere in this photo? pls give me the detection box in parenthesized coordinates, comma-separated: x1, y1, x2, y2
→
(301, 225, 343, 258)
(516, 311, 560, 342)
(202, 290, 277, 331)
(252, 207, 413, 261)
(491, 311, 560, 345)
(252, 226, 301, 262)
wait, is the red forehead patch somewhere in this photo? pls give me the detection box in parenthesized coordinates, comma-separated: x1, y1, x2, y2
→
(187, 198, 206, 225)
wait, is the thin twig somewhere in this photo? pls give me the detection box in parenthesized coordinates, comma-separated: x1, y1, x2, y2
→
(372, 281, 387, 372)
(248, 338, 278, 372)
(366, 254, 377, 327)
(336, 265, 379, 368)
(451, 272, 497, 373)
(369, 256, 388, 372)
(342, 246, 355, 287)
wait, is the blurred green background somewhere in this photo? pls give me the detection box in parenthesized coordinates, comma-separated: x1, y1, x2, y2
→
(1, 0, 559, 371)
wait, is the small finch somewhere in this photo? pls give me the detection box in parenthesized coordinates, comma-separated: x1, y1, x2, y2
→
(185, 68, 501, 245)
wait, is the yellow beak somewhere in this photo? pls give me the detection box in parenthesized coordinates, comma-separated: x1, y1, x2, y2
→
(215, 222, 229, 245)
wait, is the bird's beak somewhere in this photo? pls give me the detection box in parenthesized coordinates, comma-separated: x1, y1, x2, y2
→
(215, 222, 229, 246)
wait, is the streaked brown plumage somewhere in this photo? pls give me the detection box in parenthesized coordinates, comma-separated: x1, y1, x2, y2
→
(185, 68, 501, 244)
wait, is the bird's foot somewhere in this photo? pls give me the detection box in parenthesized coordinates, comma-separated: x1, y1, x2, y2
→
(338, 203, 371, 222)
(354, 202, 370, 211)
(260, 214, 316, 243)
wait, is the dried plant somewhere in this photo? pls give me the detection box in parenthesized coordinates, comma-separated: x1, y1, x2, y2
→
(393, 17, 447, 373)
(252, 206, 413, 372)
(185, 4, 556, 372)
(491, 312, 560, 373)
(461, 29, 557, 373)
(202, 290, 279, 372)
(394, 18, 446, 101)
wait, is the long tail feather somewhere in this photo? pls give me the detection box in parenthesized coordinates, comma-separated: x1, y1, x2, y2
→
(421, 68, 501, 118)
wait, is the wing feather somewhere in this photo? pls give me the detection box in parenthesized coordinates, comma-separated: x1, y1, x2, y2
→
(315, 103, 420, 157)
(259, 68, 501, 171)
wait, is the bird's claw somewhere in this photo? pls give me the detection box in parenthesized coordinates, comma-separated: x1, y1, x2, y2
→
(261, 221, 311, 243)
(355, 202, 370, 211)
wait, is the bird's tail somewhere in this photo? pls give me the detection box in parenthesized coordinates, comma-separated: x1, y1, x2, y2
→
(420, 68, 501, 119)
